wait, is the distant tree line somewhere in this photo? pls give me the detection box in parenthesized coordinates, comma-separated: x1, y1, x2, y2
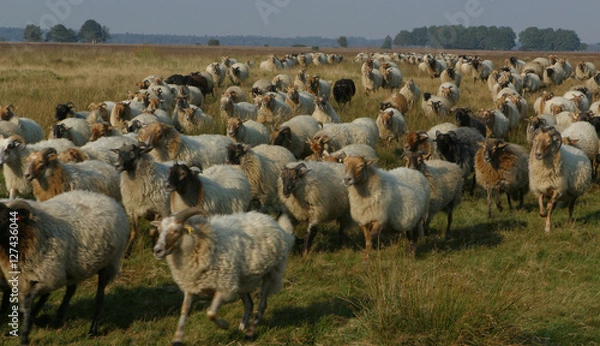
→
(393, 25, 586, 51)
(393, 25, 516, 50)
(23, 19, 110, 43)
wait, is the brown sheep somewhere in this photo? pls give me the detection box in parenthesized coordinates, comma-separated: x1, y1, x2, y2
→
(475, 139, 529, 218)
(380, 92, 408, 114)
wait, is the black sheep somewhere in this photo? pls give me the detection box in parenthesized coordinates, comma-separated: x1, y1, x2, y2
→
(333, 78, 356, 107)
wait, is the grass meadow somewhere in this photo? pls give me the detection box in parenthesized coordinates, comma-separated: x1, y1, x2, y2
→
(0, 42, 600, 345)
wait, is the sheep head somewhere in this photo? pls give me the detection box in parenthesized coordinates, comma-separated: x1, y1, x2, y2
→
(24, 147, 57, 182)
(137, 122, 175, 149)
(531, 126, 562, 161)
(271, 126, 292, 147)
(112, 142, 153, 173)
(308, 135, 329, 157)
(404, 130, 429, 152)
(279, 163, 311, 198)
(57, 148, 89, 163)
(152, 207, 209, 260)
(226, 143, 250, 165)
(0, 135, 26, 167)
(343, 155, 377, 187)
(227, 118, 243, 138)
(0, 104, 15, 121)
(89, 122, 114, 142)
(379, 110, 394, 129)
(52, 123, 72, 141)
(113, 102, 132, 121)
(403, 150, 428, 172)
(480, 138, 508, 164)
(165, 162, 203, 194)
(54, 102, 75, 121)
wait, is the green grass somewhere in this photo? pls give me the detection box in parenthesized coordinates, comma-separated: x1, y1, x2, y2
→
(0, 43, 600, 345)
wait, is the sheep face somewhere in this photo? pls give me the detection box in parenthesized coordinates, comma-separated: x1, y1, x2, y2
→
(379, 111, 393, 129)
(308, 136, 328, 157)
(481, 139, 507, 164)
(137, 122, 173, 148)
(226, 143, 249, 165)
(0, 104, 15, 121)
(113, 143, 151, 173)
(54, 102, 74, 121)
(52, 124, 72, 141)
(57, 148, 88, 163)
(315, 96, 329, 111)
(279, 163, 311, 198)
(165, 163, 199, 193)
(89, 123, 113, 142)
(404, 131, 429, 152)
(0, 135, 25, 167)
(152, 207, 208, 260)
(24, 148, 57, 182)
(403, 150, 425, 171)
(113, 102, 132, 121)
(435, 131, 460, 161)
(343, 155, 375, 187)
(531, 128, 562, 161)
(271, 126, 292, 147)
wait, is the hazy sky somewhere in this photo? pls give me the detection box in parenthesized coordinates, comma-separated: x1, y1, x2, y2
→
(2, 0, 599, 43)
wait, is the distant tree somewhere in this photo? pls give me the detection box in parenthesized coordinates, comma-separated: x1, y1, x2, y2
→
(393, 30, 412, 46)
(519, 27, 583, 51)
(24, 24, 43, 42)
(207, 39, 220, 46)
(101, 25, 111, 42)
(45, 24, 78, 42)
(381, 35, 392, 49)
(79, 19, 104, 43)
(337, 36, 348, 48)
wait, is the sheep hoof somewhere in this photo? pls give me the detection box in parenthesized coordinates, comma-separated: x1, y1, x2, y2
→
(244, 325, 257, 341)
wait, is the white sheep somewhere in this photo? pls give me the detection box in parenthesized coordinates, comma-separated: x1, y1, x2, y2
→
(228, 62, 250, 86)
(381, 65, 403, 90)
(152, 208, 294, 343)
(137, 122, 232, 170)
(481, 108, 509, 139)
(312, 96, 341, 124)
(563, 90, 590, 112)
(543, 64, 566, 86)
(436, 82, 460, 106)
(272, 73, 293, 91)
(0, 135, 74, 199)
(0, 191, 129, 345)
(113, 142, 172, 256)
(270, 115, 321, 159)
(60, 135, 137, 165)
(361, 66, 383, 94)
(343, 155, 430, 261)
(376, 107, 407, 146)
(50, 118, 91, 146)
(222, 85, 247, 103)
(309, 119, 378, 157)
(220, 97, 258, 121)
(278, 161, 353, 254)
(526, 114, 558, 146)
(166, 163, 251, 215)
(286, 86, 315, 115)
(474, 139, 529, 218)
(256, 93, 293, 129)
(575, 61, 597, 80)
(305, 75, 331, 99)
(173, 105, 216, 135)
(259, 55, 283, 72)
(227, 118, 270, 147)
(520, 72, 541, 94)
(226, 143, 296, 209)
(403, 150, 463, 234)
(560, 121, 599, 163)
(206, 62, 227, 86)
(421, 92, 452, 119)
(399, 79, 421, 110)
(0, 104, 44, 144)
(24, 147, 121, 203)
(439, 67, 462, 87)
(529, 127, 592, 232)
(109, 101, 136, 131)
(321, 143, 379, 164)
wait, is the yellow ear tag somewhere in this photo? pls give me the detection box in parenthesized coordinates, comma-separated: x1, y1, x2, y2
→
(185, 225, 194, 234)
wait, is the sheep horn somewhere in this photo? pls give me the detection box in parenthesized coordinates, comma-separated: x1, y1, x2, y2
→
(9, 134, 26, 149)
(174, 207, 209, 224)
(5, 199, 32, 220)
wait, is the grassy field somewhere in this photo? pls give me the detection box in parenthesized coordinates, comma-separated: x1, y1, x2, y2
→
(0, 42, 600, 345)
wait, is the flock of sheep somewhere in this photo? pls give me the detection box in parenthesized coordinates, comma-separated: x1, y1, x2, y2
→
(0, 49, 599, 345)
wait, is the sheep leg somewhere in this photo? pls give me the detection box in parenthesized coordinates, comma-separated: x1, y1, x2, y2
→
(303, 223, 318, 255)
(88, 268, 110, 338)
(9, 188, 16, 200)
(55, 284, 77, 324)
(172, 291, 194, 346)
(545, 191, 561, 233)
(125, 214, 139, 258)
(486, 187, 494, 218)
(21, 283, 48, 346)
(30, 293, 50, 319)
(239, 293, 254, 333)
(362, 221, 383, 262)
(567, 198, 578, 225)
(505, 192, 514, 212)
(207, 292, 230, 330)
(537, 195, 547, 217)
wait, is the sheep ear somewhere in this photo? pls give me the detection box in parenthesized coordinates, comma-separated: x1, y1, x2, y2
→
(496, 141, 508, 150)
(190, 166, 203, 174)
(366, 159, 378, 167)
(150, 221, 162, 229)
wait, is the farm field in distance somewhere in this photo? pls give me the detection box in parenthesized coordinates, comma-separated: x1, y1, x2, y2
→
(0, 42, 600, 345)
